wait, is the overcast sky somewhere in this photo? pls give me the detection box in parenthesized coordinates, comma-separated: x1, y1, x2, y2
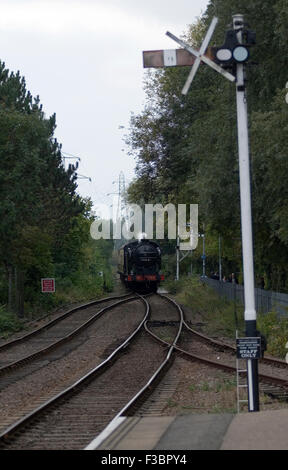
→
(0, 0, 209, 212)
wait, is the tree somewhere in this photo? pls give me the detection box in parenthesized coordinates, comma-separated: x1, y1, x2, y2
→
(0, 62, 83, 315)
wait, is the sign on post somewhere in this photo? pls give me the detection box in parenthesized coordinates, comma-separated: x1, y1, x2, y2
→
(236, 337, 261, 359)
(143, 49, 197, 68)
(41, 278, 55, 293)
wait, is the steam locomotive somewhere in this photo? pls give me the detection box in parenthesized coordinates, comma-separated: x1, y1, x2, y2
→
(117, 239, 164, 292)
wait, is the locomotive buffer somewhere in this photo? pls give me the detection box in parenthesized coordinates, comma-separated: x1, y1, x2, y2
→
(143, 14, 259, 412)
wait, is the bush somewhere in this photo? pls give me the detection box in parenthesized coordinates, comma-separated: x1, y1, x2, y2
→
(165, 276, 244, 338)
(257, 311, 288, 358)
(0, 305, 24, 338)
(167, 276, 288, 359)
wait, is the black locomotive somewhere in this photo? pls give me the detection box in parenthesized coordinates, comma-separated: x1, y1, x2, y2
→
(117, 239, 164, 292)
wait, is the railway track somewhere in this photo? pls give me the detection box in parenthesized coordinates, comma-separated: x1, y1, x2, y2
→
(182, 316, 287, 369)
(145, 298, 288, 403)
(0, 292, 184, 449)
(0, 293, 146, 391)
(0, 292, 133, 357)
(1, 291, 287, 450)
(0, 292, 150, 434)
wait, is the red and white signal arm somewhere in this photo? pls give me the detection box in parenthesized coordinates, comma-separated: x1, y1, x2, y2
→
(41, 278, 55, 293)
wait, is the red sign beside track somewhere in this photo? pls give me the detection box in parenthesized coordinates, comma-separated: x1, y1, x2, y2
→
(41, 278, 55, 293)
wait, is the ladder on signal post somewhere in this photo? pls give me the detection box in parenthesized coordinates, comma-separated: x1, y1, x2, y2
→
(236, 330, 248, 412)
(236, 360, 249, 412)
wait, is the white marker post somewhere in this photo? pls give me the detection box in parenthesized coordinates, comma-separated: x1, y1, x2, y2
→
(143, 13, 259, 411)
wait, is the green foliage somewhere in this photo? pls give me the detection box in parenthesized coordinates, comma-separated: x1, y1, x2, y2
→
(250, 90, 288, 288)
(164, 276, 244, 338)
(257, 311, 288, 358)
(0, 61, 114, 324)
(0, 305, 23, 338)
(167, 275, 288, 359)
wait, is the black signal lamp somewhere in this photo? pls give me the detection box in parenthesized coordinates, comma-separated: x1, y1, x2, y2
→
(211, 28, 253, 67)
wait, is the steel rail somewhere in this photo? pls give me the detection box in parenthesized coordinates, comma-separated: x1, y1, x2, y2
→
(0, 294, 140, 375)
(86, 293, 185, 450)
(0, 294, 150, 444)
(149, 329, 288, 388)
(174, 343, 288, 388)
(120, 294, 184, 415)
(0, 292, 132, 352)
(142, 299, 288, 391)
(86, 295, 288, 451)
(182, 317, 287, 368)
